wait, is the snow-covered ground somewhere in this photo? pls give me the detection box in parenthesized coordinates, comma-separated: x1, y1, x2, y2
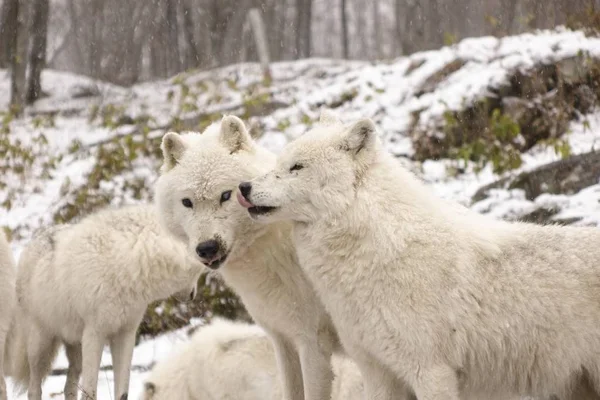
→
(2, 27, 600, 398)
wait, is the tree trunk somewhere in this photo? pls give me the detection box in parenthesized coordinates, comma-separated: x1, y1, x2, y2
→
(26, 0, 50, 104)
(87, 0, 104, 78)
(503, 0, 518, 35)
(10, 0, 29, 116)
(166, 0, 181, 76)
(303, 0, 311, 57)
(66, 0, 85, 74)
(207, 0, 234, 66)
(248, 7, 271, 81)
(394, 0, 404, 55)
(294, 0, 303, 59)
(373, 0, 381, 59)
(341, 0, 349, 59)
(150, 1, 169, 78)
(398, 0, 423, 56)
(424, 0, 441, 49)
(182, 2, 201, 69)
(295, 0, 312, 58)
(0, 0, 19, 68)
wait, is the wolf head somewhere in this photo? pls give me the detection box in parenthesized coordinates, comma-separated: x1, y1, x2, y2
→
(237, 111, 380, 223)
(154, 115, 276, 270)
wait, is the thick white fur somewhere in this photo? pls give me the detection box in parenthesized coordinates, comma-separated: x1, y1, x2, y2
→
(140, 318, 364, 400)
(7, 205, 204, 400)
(154, 116, 368, 400)
(246, 113, 600, 400)
(0, 231, 16, 400)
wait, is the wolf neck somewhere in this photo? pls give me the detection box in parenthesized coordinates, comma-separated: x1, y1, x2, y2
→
(299, 153, 503, 261)
(136, 234, 200, 303)
(220, 221, 303, 297)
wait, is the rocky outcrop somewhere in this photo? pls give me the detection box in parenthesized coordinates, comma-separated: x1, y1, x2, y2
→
(472, 150, 600, 202)
(412, 54, 600, 168)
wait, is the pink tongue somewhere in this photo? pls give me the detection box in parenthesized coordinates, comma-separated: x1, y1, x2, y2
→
(237, 191, 254, 209)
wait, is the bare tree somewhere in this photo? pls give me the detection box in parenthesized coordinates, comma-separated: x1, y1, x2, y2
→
(341, 0, 349, 59)
(26, 0, 50, 104)
(65, 0, 85, 73)
(295, 0, 312, 58)
(373, 0, 381, 59)
(0, 0, 18, 68)
(166, 0, 182, 75)
(10, 0, 29, 115)
(22, 0, 594, 85)
(181, 1, 202, 69)
(424, 0, 441, 48)
(248, 7, 272, 81)
(503, 0, 518, 35)
(87, 0, 104, 78)
(208, 0, 236, 66)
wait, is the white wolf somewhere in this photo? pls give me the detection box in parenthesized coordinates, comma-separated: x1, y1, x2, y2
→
(140, 318, 364, 400)
(6, 204, 203, 400)
(0, 231, 16, 400)
(154, 116, 383, 400)
(239, 112, 600, 400)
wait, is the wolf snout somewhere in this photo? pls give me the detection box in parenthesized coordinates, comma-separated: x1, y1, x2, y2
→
(239, 181, 252, 198)
(237, 182, 254, 208)
(196, 240, 220, 260)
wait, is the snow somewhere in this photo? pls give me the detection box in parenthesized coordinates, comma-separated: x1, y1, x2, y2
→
(2, 28, 600, 398)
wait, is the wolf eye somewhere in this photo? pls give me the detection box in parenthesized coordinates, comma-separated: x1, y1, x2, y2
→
(181, 198, 193, 209)
(220, 190, 232, 204)
(290, 163, 304, 172)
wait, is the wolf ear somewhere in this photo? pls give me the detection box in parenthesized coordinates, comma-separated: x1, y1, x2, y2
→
(219, 115, 252, 154)
(161, 132, 187, 171)
(319, 109, 342, 126)
(340, 118, 377, 156)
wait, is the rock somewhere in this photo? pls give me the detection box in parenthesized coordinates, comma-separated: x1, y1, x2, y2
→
(517, 206, 581, 226)
(70, 83, 101, 99)
(510, 64, 557, 100)
(501, 97, 530, 123)
(472, 150, 600, 203)
(518, 207, 560, 225)
(574, 84, 596, 113)
(404, 58, 426, 76)
(556, 54, 589, 86)
(416, 59, 466, 96)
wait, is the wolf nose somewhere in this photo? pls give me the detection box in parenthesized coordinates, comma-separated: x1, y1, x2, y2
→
(239, 182, 252, 199)
(196, 240, 219, 260)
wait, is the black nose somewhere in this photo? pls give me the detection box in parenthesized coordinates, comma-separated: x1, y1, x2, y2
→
(239, 182, 252, 199)
(196, 240, 219, 260)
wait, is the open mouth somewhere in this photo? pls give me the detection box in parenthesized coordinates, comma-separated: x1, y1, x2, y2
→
(248, 205, 278, 215)
(237, 191, 278, 216)
(203, 253, 228, 270)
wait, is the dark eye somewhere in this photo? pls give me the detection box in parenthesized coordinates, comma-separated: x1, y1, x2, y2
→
(220, 190, 232, 204)
(290, 163, 304, 172)
(181, 198, 193, 208)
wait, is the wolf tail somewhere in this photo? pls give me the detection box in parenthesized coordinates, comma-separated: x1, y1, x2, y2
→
(5, 315, 29, 394)
(4, 230, 61, 394)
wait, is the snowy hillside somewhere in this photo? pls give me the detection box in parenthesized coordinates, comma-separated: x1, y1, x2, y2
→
(2, 28, 600, 398)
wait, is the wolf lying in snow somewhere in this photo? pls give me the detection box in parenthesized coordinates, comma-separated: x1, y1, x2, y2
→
(239, 112, 600, 400)
(0, 231, 16, 400)
(140, 318, 364, 400)
(154, 116, 361, 400)
(7, 205, 204, 400)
